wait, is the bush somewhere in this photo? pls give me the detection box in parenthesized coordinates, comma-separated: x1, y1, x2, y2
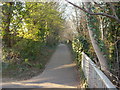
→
(14, 39, 43, 62)
(72, 36, 90, 66)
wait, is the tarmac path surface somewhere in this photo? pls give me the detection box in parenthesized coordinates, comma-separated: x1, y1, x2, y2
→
(2, 44, 79, 88)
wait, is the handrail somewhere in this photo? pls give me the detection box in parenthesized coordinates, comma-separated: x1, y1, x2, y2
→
(81, 52, 117, 89)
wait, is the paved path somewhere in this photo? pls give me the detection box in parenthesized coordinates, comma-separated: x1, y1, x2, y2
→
(2, 44, 79, 88)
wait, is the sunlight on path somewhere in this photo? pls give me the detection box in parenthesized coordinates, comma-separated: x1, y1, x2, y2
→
(2, 44, 79, 88)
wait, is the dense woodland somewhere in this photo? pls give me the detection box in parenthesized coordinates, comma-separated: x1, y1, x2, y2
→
(1, 0, 120, 88)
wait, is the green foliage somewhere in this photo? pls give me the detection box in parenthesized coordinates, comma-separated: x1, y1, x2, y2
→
(72, 36, 90, 66)
(2, 1, 64, 73)
(34, 63, 43, 69)
(87, 12, 108, 59)
(70, 2, 120, 87)
(2, 47, 20, 63)
(71, 36, 90, 88)
(14, 39, 42, 61)
(23, 2, 64, 42)
(86, 3, 120, 87)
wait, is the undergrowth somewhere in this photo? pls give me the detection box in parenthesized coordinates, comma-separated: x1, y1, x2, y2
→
(2, 38, 57, 81)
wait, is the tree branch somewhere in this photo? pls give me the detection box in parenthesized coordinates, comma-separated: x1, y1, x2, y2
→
(65, 0, 120, 23)
(108, 2, 119, 20)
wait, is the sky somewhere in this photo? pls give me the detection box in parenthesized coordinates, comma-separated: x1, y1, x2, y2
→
(61, 0, 81, 20)
(0, 3, 2, 6)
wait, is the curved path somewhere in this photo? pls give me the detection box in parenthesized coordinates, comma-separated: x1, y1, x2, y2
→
(2, 44, 79, 88)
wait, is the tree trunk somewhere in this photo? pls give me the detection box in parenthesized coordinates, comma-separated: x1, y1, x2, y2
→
(2, 2, 13, 47)
(99, 17, 104, 40)
(85, 3, 109, 73)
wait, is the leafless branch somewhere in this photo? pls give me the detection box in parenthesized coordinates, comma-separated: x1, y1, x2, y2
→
(65, 0, 120, 23)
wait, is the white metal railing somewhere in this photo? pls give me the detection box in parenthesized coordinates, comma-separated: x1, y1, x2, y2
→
(81, 52, 117, 89)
